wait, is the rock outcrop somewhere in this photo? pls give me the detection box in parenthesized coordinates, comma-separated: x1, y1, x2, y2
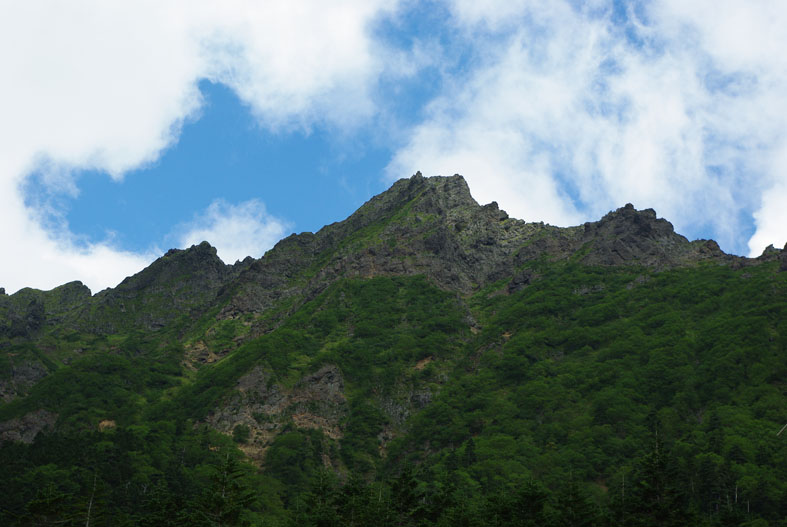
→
(0, 292, 44, 338)
(0, 281, 91, 338)
(0, 409, 57, 444)
(87, 241, 252, 332)
(579, 204, 730, 268)
(221, 174, 568, 321)
(207, 364, 347, 463)
(0, 360, 48, 402)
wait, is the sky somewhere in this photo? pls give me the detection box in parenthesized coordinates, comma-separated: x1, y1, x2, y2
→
(1, 0, 786, 294)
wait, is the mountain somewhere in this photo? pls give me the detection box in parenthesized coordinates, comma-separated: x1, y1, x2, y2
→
(1, 174, 785, 526)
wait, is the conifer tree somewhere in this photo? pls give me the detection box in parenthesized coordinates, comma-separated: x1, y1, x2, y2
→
(191, 455, 255, 527)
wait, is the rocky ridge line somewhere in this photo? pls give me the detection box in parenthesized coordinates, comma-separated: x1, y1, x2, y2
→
(1, 173, 782, 340)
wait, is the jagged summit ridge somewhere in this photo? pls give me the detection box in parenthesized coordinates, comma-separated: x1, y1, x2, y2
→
(2, 173, 780, 338)
(218, 173, 752, 324)
(88, 240, 253, 331)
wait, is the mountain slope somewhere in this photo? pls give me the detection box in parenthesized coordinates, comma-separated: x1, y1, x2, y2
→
(0, 173, 785, 526)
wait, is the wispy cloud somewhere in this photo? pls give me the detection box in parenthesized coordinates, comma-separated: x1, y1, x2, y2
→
(176, 200, 290, 264)
(389, 0, 787, 255)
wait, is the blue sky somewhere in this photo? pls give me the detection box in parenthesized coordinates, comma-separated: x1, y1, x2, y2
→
(2, 1, 786, 293)
(27, 81, 392, 254)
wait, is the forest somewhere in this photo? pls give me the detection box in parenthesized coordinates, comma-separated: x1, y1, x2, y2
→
(1, 255, 785, 526)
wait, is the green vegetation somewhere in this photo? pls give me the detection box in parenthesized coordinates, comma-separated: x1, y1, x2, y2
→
(1, 261, 786, 525)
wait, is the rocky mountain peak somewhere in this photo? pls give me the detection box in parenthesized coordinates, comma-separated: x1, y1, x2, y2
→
(219, 173, 521, 320)
(163, 240, 219, 259)
(320, 173, 478, 240)
(579, 203, 703, 267)
(760, 244, 780, 256)
(89, 242, 244, 331)
(109, 241, 226, 294)
(51, 281, 92, 301)
(589, 203, 678, 240)
(405, 172, 479, 214)
(0, 281, 93, 338)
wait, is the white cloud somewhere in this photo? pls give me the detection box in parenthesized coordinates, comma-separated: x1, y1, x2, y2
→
(389, 0, 787, 254)
(201, 1, 399, 131)
(649, 0, 787, 254)
(0, 176, 154, 294)
(2, 0, 784, 297)
(0, 0, 400, 294)
(177, 200, 290, 264)
(749, 141, 787, 254)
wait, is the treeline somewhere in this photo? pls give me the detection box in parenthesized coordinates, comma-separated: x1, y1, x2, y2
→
(0, 424, 275, 526)
(1, 424, 783, 526)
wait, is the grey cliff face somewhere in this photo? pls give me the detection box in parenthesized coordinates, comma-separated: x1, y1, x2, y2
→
(579, 204, 726, 267)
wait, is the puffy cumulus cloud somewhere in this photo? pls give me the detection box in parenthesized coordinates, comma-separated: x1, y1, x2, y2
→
(749, 181, 787, 255)
(177, 200, 290, 264)
(0, 0, 400, 293)
(389, 0, 787, 255)
(748, 139, 787, 254)
(203, 1, 400, 130)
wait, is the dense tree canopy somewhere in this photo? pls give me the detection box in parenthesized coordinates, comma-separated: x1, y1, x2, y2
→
(1, 260, 785, 526)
